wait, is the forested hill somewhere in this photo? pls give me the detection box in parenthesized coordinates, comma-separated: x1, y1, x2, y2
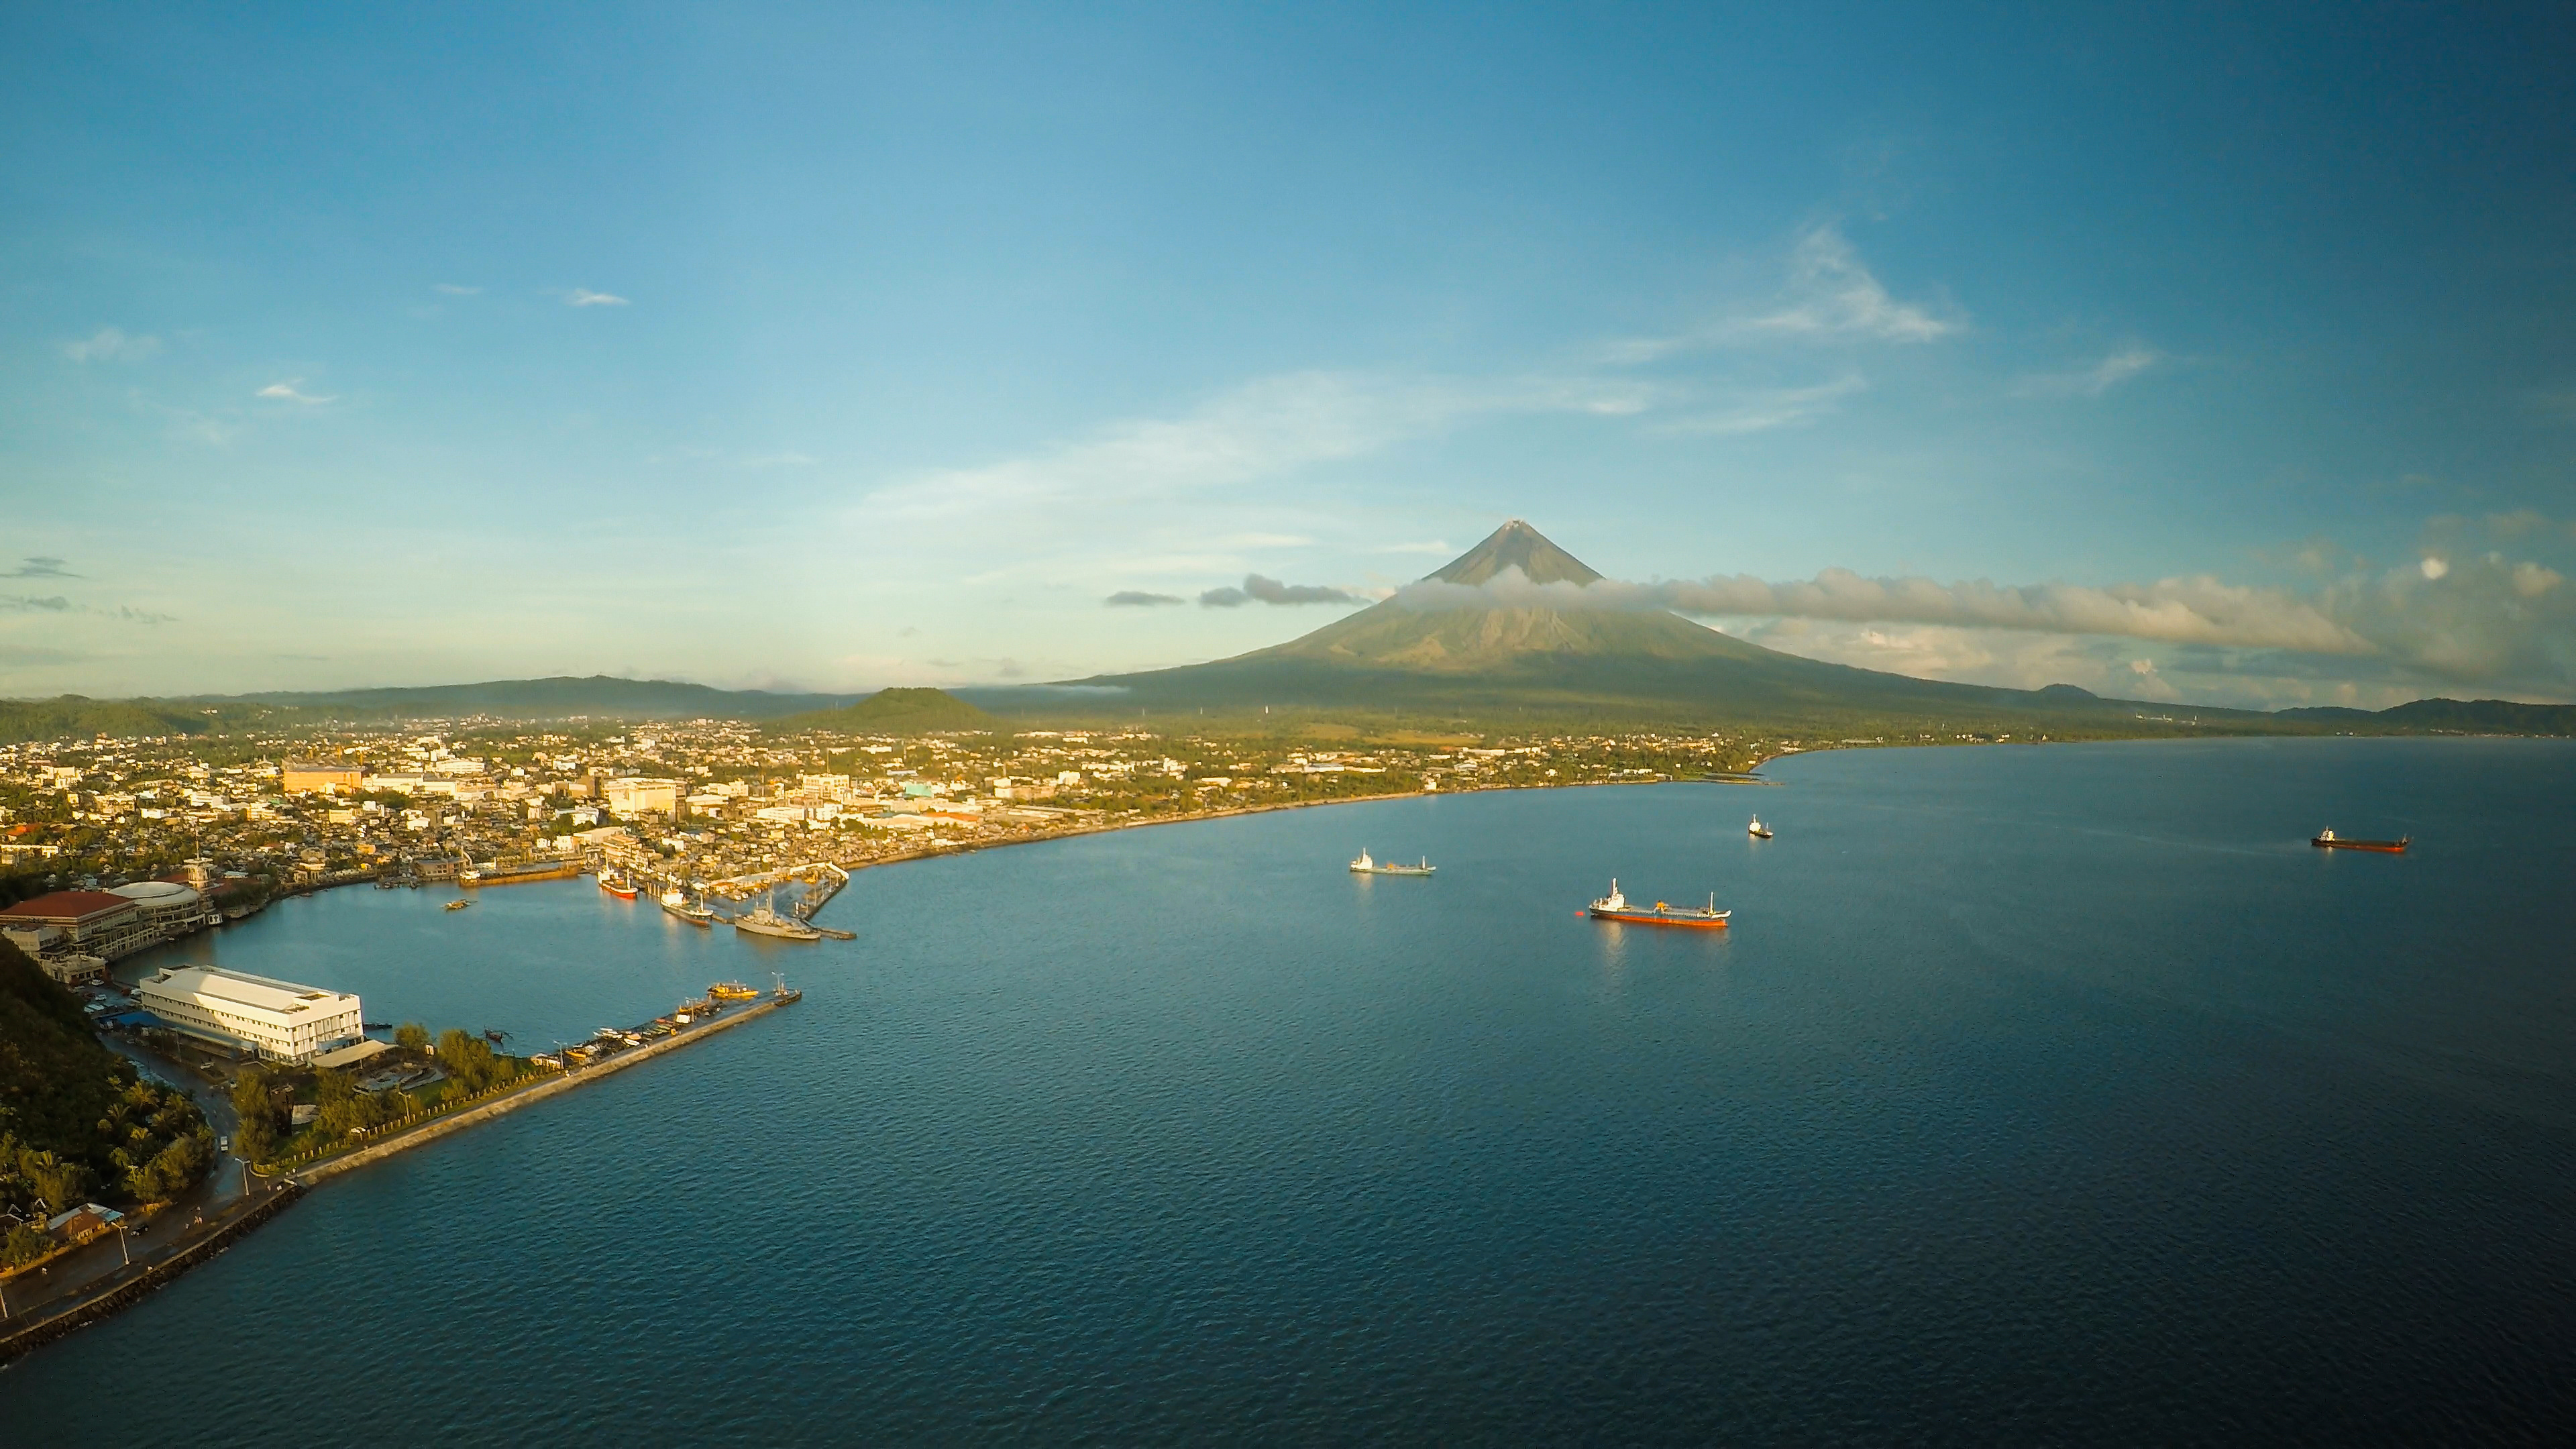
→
(0, 696, 213, 745)
(2275, 698, 2576, 735)
(219, 675, 859, 720)
(0, 940, 213, 1225)
(769, 687, 999, 735)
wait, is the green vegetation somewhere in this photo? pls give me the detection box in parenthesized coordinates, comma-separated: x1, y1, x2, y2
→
(228, 1024, 535, 1171)
(0, 940, 212, 1260)
(0, 696, 213, 746)
(211, 674, 859, 722)
(768, 686, 1000, 735)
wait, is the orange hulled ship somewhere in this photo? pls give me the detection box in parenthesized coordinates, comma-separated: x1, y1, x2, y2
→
(1586, 880, 1730, 929)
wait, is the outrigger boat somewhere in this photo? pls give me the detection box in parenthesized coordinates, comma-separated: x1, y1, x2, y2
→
(1587, 879, 1730, 929)
(2312, 828, 2410, 854)
(1350, 849, 1436, 876)
(1748, 817, 1773, 839)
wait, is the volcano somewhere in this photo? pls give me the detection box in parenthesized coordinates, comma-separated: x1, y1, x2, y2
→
(1073, 521, 2139, 724)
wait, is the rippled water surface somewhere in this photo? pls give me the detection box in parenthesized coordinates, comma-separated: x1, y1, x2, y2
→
(8, 739, 2575, 1444)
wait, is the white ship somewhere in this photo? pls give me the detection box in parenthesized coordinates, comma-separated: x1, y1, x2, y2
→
(1350, 849, 1436, 876)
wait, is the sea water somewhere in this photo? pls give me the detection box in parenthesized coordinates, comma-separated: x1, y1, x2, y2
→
(5, 739, 2573, 1444)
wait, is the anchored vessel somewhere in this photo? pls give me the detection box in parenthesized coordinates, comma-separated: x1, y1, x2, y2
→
(1748, 817, 1773, 839)
(659, 888, 716, 926)
(734, 890, 822, 941)
(598, 873, 639, 900)
(442, 899, 472, 912)
(2312, 828, 2410, 853)
(1587, 879, 1730, 928)
(1350, 849, 1436, 876)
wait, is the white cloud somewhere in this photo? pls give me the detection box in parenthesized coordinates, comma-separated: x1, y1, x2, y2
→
(2419, 555, 2449, 580)
(255, 380, 335, 405)
(1605, 223, 1964, 363)
(433, 283, 482, 296)
(860, 370, 1653, 522)
(1659, 375, 1868, 435)
(565, 288, 631, 307)
(2015, 345, 2161, 397)
(63, 327, 162, 363)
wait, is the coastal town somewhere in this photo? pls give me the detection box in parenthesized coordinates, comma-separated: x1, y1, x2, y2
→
(0, 715, 1897, 967)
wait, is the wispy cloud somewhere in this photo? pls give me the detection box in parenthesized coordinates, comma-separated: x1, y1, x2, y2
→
(5, 557, 78, 579)
(1, 594, 72, 612)
(2015, 345, 2161, 398)
(1605, 224, 1964, 364)
(564, 288, 631, 307)
(862, 370, 1652, 522)
(1104, 590, 1185, 607)
(256, 380, 335, 405)
(1372, 540, 1454, 556)
(1659, 375, 1868, 435)
(63, 326, 162, 363)
(1199, 574, 1367, 608)
(433, 282, 482, 295)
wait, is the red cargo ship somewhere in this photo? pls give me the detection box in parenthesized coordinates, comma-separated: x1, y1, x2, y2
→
(1587, 880, 1730, 928)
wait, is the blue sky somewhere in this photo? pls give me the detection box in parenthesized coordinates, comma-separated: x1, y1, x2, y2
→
(5, 2, 2573, 705)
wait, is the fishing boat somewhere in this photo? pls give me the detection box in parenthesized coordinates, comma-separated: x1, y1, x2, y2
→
(1350, 849, 1436, 876)
(1748, 817, 1773, 839)
(658, 888, 716, 926)
(1587, 879, 1730, 929)
(442, 899, 472, 912)
(2312, 828, 2410, 853)
(599, 873, 638, 900)
(708, 981, 761, 1000)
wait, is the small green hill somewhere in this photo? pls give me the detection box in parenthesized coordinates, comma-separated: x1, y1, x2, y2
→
(769, 686, 999, 735)
(1, 939, 213, 1222)
(0, 696, 211, 746)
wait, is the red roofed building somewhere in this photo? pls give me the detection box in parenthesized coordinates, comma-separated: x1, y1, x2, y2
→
(0, 890, 151, 962)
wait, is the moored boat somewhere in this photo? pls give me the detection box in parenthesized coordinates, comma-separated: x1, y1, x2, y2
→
(1587, 879, 1729, 928)
(708, 980, 761, 1000)
(659, 888, 716, 925)
(1350, 849, 1436, 876)
(733, 890, 822, 941)
(2312, 828, 2410, 853)
(600, 873, 639, 900)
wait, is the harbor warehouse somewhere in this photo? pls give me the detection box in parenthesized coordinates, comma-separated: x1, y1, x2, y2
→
(136, 965, 364, 1062)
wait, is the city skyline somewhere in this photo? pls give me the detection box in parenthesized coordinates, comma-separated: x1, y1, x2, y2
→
(6, 4, 2573, 706)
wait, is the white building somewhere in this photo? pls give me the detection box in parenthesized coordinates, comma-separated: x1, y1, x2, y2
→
(107, 879, 211, 936)
(604, 777, 681, 815)
(136, 965, 364, 1063)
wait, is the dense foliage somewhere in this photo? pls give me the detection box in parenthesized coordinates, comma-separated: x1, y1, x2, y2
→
(0, 941, 212, 1260)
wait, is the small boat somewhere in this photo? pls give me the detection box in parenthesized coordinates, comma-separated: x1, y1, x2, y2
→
(1748, 817, 1773, 839)
(708, 981, 761, 1000)
(1587, 879, 1730, 929)
(599, 873, 638, 900)
(2312, 828, 2410, 853)
(659, 888, 716, 926)
(443, 899, 472, 912)
(1350, 849, 1436, 876)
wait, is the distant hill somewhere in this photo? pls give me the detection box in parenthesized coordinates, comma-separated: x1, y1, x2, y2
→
(770, 687, 1000, 735)
(213, 675, 859, 722)
(2277, 698, 2576, 735)
(0, 696, 212, 745)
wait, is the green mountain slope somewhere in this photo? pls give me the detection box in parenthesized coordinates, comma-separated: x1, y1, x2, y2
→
(2277, 698, 2576, 735)
(0, 696, 213, 746)
(770, 686, 999, 735)
(218, 675, 857, 720)
(1, 939, 211, 1219)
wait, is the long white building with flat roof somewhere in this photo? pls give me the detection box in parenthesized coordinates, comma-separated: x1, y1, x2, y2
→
(136, 965, 364, 1063)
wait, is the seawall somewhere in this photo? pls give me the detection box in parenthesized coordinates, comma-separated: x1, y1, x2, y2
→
(0, 1184, 307, 1366)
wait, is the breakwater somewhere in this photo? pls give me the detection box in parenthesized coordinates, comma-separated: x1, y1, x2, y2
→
(0, 1183, 307, 1366)
(297, 991, 794, 1186)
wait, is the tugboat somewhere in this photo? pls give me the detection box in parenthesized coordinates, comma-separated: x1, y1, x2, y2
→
(658, 888, 716, 926)
(1748, 817, 1774, 839)
(598, 872, 639, 900)
(2312, 828, 2410, 853)
(1350, 849, 1436, 876)
(1587, 879, 1730, 929)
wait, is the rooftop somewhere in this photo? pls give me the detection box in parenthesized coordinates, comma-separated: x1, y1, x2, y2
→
(140, 964, 358, 1020)
(0, 890, 136, 922)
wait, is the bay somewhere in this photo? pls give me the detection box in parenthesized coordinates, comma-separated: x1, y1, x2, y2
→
(6, 738, 2574, 1444)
